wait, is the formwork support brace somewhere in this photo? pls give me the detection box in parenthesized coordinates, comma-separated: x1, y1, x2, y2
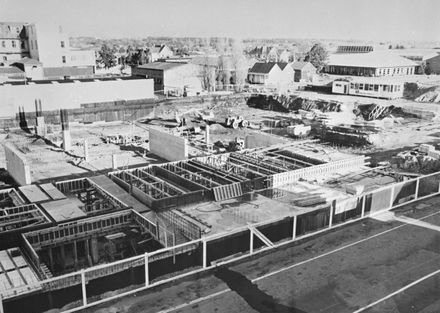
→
(361, 196, 366, 217)
(414, 178, 420, 200)
(202, 239, 207, 268)
(144, 253, 149, 286)
(292, 216, 297, 240)
(81, 269, 87, 306)
(248, 226, 274, 249)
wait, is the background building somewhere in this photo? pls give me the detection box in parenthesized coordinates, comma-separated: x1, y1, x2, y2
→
(0, 22, 28, 63)
(291, 61, 316, 82)
(132, 62, 202, 96)
(325, 52, 417, 76)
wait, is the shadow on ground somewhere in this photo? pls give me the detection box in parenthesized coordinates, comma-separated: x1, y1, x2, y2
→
(215, 267, 307, 313)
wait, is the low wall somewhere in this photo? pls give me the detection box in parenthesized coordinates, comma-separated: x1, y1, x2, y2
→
(149, 128, 188, 162)
(3, 143, 31, 185)
(0, 78, 155, 117)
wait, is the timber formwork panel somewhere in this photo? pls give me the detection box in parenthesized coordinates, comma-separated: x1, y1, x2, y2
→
(213, 182, 243, 202)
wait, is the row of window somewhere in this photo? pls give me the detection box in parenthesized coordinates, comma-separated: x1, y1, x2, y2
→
(349, 83, 401, 92)
(4, 25, 20, 33)
(1, 40, 25, 49)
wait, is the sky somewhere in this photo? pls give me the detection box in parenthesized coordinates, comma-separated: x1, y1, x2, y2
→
(1, 0, 440, 42)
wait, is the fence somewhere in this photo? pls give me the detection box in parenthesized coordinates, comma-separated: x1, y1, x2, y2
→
(2, 171, 440, 313)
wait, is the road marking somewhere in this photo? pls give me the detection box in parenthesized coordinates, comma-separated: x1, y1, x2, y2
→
(157, 289, 230, 313)
(158, 209, 440, 313)
(353, 267, 440, 313)
(394, 215, 440, 232)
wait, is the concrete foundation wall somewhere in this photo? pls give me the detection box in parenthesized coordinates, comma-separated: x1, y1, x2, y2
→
(245, 132, 286, 149)
(0, 78, 154, 117)
(3, 143, 31, 185)
(149, 128, 188, 161)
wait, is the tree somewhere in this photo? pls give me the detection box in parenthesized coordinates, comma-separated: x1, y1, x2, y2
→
(98, 44, 116, 69)
(304, 43, 328, 72)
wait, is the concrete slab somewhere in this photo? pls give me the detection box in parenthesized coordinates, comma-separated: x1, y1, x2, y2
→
(88, 175, 151, 213)
(40, 198, 87, 222)
(39, 183, 66, 200)
(18, 185, 50, 203)
(149, 127, 188, 161)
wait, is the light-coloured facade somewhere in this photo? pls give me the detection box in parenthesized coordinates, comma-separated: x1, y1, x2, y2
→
(0, 77, 154, 116)
(332, 79, 404, 99)
(325, 52, 417, 77)
(132, 62, 202, 96)
(26, 23, 95, 69)
(150, 45, 174, 62)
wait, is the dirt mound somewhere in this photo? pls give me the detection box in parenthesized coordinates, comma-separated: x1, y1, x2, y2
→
(209, 123, 229, 134)
(404, 82, 440, 102)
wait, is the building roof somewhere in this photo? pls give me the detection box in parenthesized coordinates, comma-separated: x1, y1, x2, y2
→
(291, 61, 315, 71)
(11, 58, 42, 66)
(328, 52, 418, 68)
(136, 62, 187, 71)
(0, 22, 26, 39)
(248, 62, 279, 74)
(43, 66, 94, 78)
(277, 62, 288, 70)
(0, 66, 24, 75)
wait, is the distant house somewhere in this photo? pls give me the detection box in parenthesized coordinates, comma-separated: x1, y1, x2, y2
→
(149, 45, 173, 62)
(247, 62, 294, 87)
(425, 54, 440, 74)
(325, 52, 417, 76)
(247, 62, 282, 85)
(132, 62, 202, 96)
(291, 61, 316, 82)
(248, 46, 280, 62)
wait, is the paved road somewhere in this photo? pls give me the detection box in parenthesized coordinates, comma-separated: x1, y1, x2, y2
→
(84, 196, 440, 313)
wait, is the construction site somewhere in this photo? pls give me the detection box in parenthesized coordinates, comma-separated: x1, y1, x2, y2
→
(1, 83, 440, 313)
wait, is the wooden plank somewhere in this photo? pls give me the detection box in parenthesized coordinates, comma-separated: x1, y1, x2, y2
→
(0, 273, 11, 291)
(18, 185, 50, 203)
(7, 270, 25, 288)
(39, 183, 66, 200)
(0, 251, 14, 271)
(20, 267, 39, 284)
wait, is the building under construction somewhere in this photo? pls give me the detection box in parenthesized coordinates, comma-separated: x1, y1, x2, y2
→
(1, 131, 436, 313)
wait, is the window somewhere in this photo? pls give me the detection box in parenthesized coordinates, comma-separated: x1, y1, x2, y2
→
(359, 83, 364, 90)
(3, 56, 6, 61)
(35, 40, 38, 49)
(62, 55, 66, 63)
(11, 40, 16, 48)
(1, 41, 4, 48)
(374, 85, 379, 91)
(16, 27, 19, 33)
(350, 83, 355, 88)
(21, 41, 25, 49)
(30, 40, 33, 49)
(61, 41, 65, 48)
